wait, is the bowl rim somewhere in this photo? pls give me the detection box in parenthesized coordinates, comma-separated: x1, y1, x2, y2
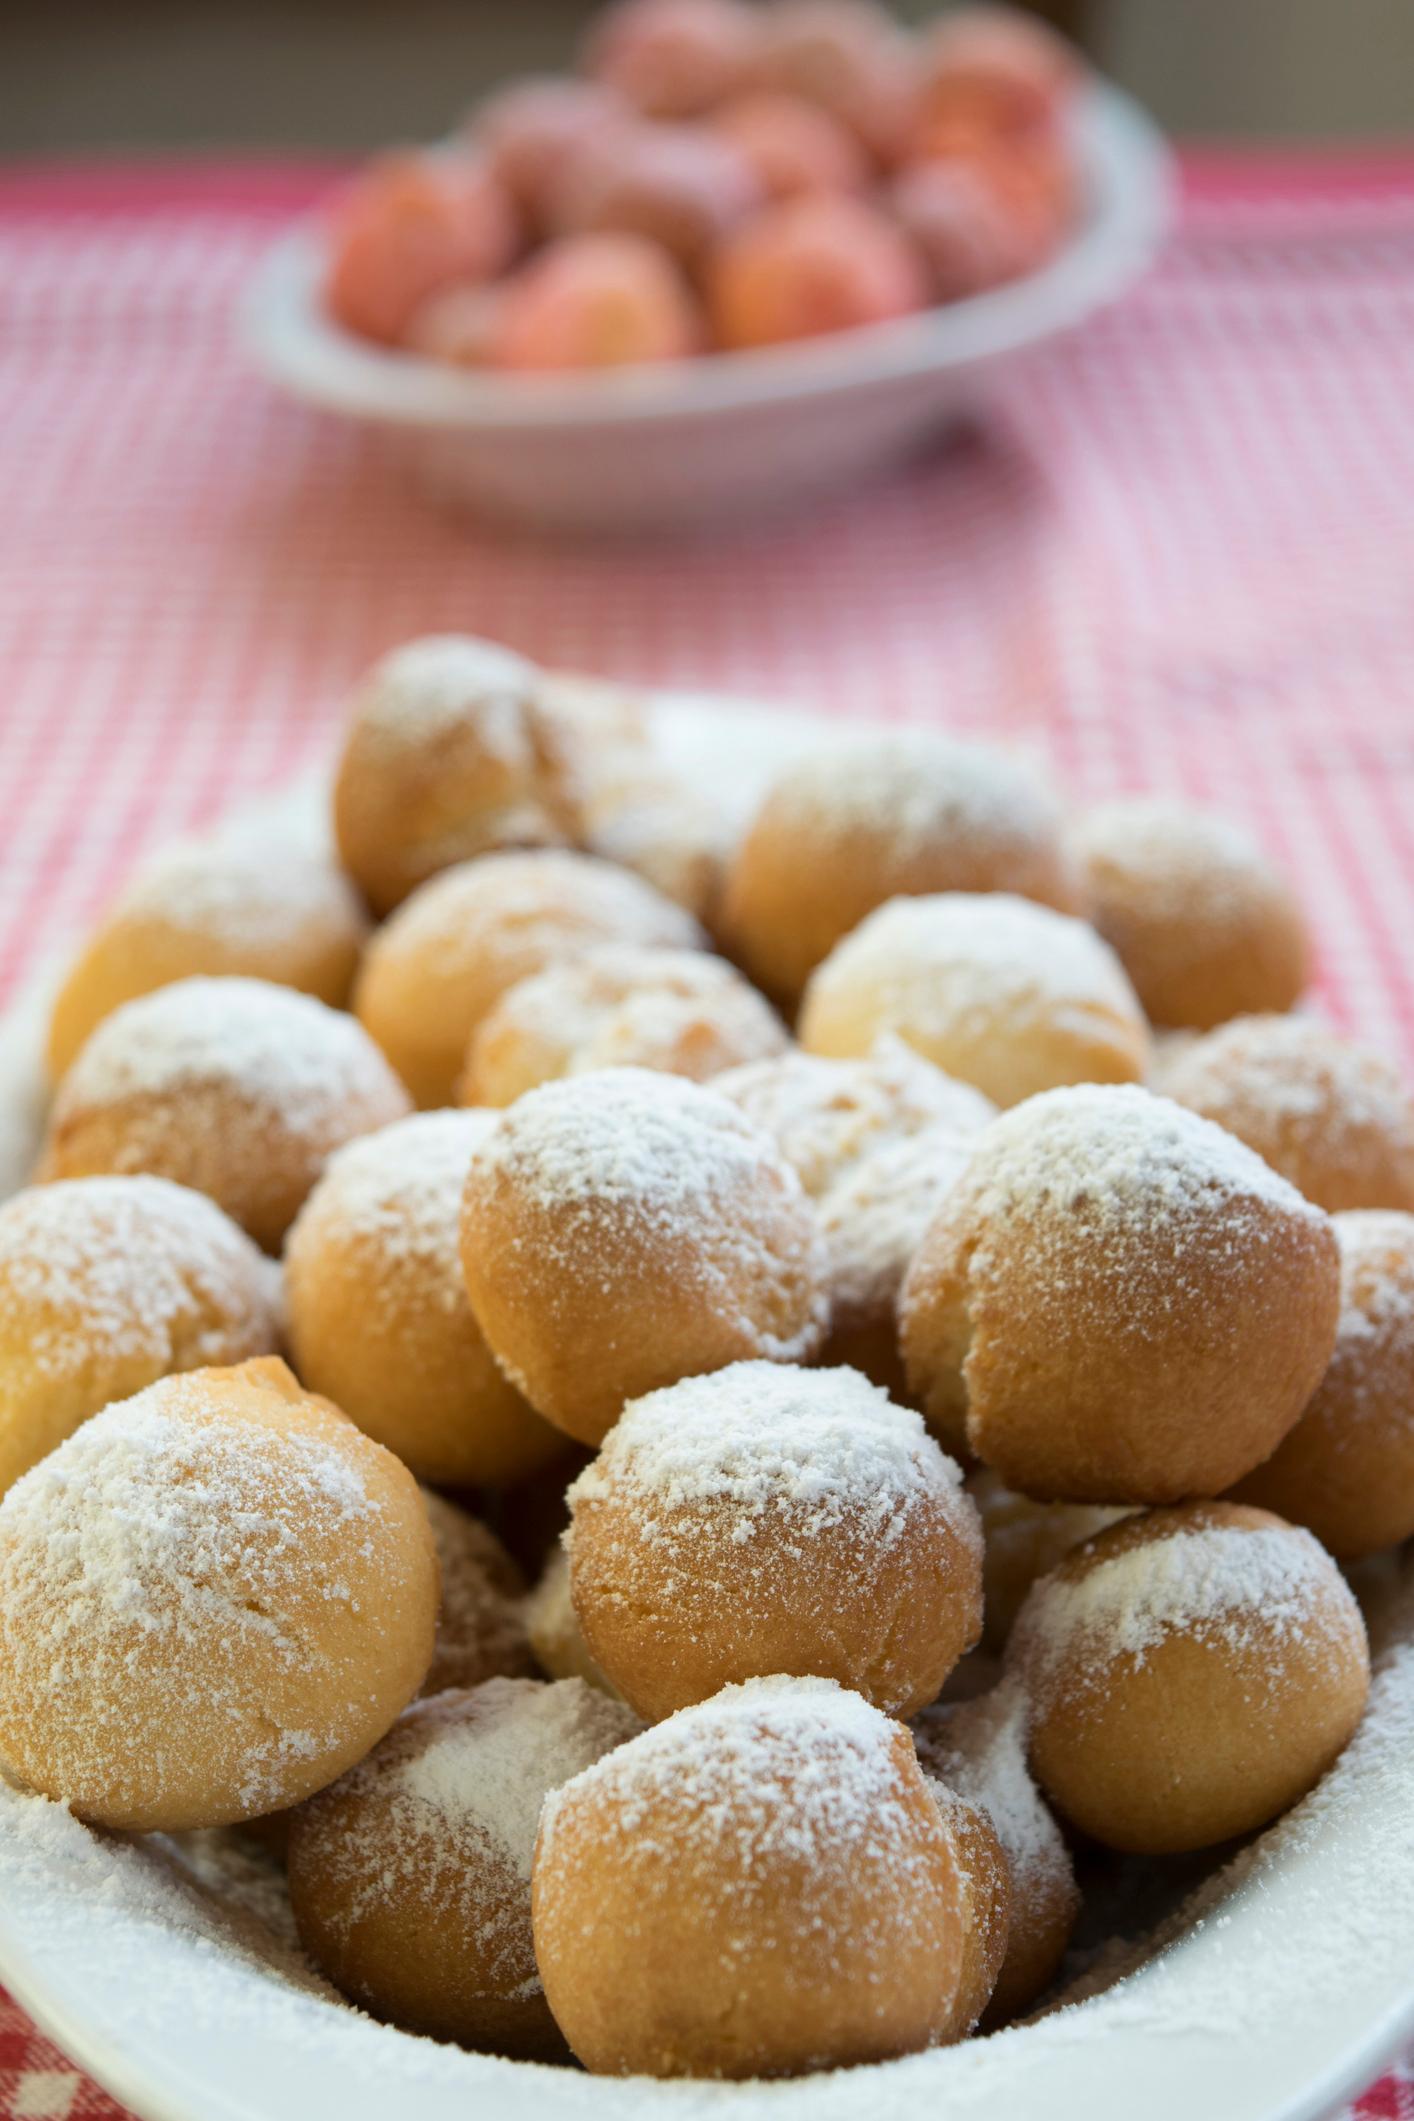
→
(242, 80, 1175, 433)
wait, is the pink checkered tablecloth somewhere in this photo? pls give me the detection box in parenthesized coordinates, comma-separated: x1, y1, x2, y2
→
(0, 150, 1413, 2120)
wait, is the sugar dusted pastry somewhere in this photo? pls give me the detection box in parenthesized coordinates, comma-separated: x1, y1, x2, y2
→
(354, 849, 702, 1108)
(582, 0, 760, 119)
(0, 1358, 437, 1832)
(566, 1361, 982, 1720)
(288, 1678, 639, 2055)
(39, 976, 410, 1252)
(523, 1546, 623, 1697)
(0, 1175, 277, 1496)
(1162, 1015, 1414, 1214)
(285, 1110, 562, 1487)
(722, 733, 1078, 1002)
(1232, 1212, 1414, 1557)
(462, 944, 786, 1106)
(925, 1783, 1011, 2039)
(1008, 1502, 1370, 1853)
(1074, 798, 1310, 1030)
(901, 1085, 1340, 1502)
(532, 1676, 972, 2077)
(968, 1465, 1132, 1655)
(800, 893, 1150, 1108)
(47, 823, 368, 1083)
(421, 1491, 534, 1697)
(459, 1069, 827, 1444)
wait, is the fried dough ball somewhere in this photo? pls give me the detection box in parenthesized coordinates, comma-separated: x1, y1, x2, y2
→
(532, 1676, 971, 2077)
(548, 124, 761, 268)
(566, 1362, 982, 1720)
(325, 152, 521, 346)
(353, 850, 702, 1108)
(39, 977, 410, 1252)
(462, 944, 786, 1105)
(0, 1176, 278, 1498)
(473, 76, 630, 228)
(968, 1466, 1132, 1655)
(914, 1675, 1080, 2022)
(1231, 1212, 1414, 1558)
(0, 1358, 437, 1832)
(288, 1678, 640, 2056)
(421, 1491, 534, 1697)
(901, 1085, 1341, 1501)
(332, 635, 568, 918)
(523, 1545, 623, 1697)
(716, 1037, 995, 1199)
(460, 1070, 827, 1444)
(893, 152, 1060, 299)
(711, 91, 869, 200)
(750, 0, 915, 160)
(708, 194, 929, 351)
(722, 734, 1079, 1006)
(923, 1784, 1011, 2038)
(912, 4, 1080, 148)
(815, 1120, 981, 1393)
(489, 232, 703, 368)
(1073, 799, 1310, 1031)
(1008, 1502, 1371, 1853)
(284, 1110, 561, 1487)
(582, 0, 760, 118)
(800, 894, 1150, 1108)
(47, 824, 369, 1083)
(1161, 1015, 1414, 1214)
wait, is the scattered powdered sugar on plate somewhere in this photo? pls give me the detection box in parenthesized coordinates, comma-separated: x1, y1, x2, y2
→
(567, 1361, 966, 1555)
(1012, 1520, 1343, 1703)
(0, 1174, 275, 1381)
(51, 977, 405, 1140)
(717, 1038, 994, 1200)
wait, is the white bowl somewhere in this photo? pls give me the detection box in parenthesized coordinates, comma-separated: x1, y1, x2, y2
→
(0, 689, 1411, 2121)
(243, 84, 1173, 533)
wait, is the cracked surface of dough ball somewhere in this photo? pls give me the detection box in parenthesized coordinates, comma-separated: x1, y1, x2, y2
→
(39, 977, 410, 1252)
(901, 1085, 1341, 1502)
(1231, 1211, 1414, 1557)
(1161, 1014, 1414, 1214)
(47, 825, 369, 1083)
(1008, 1502, 1370, 1853)
(716, 1037, 994, 1199)
(289, 1677, 640, 2055)
(723, 735, 1078, 1003)
(421, 1491, 534, 1697)
(0, 1357, 438, 1832)
(0, 1175, 278, 1497)
(354, 851, 702, 1108)
(1073, 799, 1309, 1030)
(532, 1675, 969, 2078)
(914, 1676, 1080, 2021)
(566, 1361, 982, 1719)
(801, 893, 1150, 1108)
(463, 943, 787, 1106)
(285, 1110, 561, 1487)
(332, 635, 569, 917)
(460, 1069, 827, 1444)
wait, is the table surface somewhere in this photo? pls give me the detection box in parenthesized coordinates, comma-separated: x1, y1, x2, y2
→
(0, 149, 1412, 2121)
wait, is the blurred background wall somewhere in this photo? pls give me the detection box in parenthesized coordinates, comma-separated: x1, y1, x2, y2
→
(5, 0, 1411, 152)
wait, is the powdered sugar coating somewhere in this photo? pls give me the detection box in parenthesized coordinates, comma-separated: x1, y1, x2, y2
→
(915, 1676, 1067, 1909)
(467, 943, 786, 1106)
(105, 822, 366, 962)
(1012, 1519, 1347, 1706)
(346, 635, 539, 753)
(819, 1119, 977, 1323)
(569, 1360, 969, 1555)
(717, 1037, 994, 1200)
(1162, 1015, 1414, 1213)
(0, 1175, 275, 1392)
(0, 1367, 431, 1827)
(1076, 800, 1291, 930)
(799, 893, 1149, 1107)
(758, 733, 1068, 864)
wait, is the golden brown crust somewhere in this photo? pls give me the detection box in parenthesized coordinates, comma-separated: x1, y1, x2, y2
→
(0, 1357, 438, 1832)
(1231, 1211, 1414, 1556)
(353, 850, 704, 1109)
(1074, 800, 1309, 1031)
(901, 1086, 1341, 1503)
(1008, 1502, 1370, 1853)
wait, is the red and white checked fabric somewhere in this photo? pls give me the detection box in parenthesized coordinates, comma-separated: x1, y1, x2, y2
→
(0, 152, 1413, 2120)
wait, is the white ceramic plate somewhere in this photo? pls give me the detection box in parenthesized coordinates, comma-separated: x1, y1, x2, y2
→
(0, 694, 1410, 2121)
(243, 83, 1174, 532)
